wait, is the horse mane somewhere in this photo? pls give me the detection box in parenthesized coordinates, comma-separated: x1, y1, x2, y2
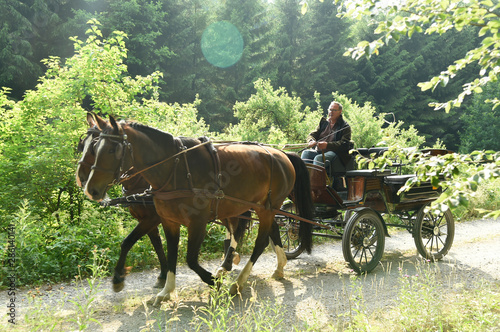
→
(104, 118, 204, 148)
(121, 121, 175, 145)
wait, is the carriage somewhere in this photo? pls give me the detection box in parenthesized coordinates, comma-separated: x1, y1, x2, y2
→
(275, 147, 455, 274)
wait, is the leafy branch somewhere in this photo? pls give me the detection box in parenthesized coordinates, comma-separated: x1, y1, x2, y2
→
(336, 0, 500, 112)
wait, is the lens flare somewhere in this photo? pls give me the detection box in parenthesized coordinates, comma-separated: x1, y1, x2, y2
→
(201, 21, 244, 68)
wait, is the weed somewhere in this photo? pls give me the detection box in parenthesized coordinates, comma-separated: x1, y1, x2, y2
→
(67, 247, 109, 331)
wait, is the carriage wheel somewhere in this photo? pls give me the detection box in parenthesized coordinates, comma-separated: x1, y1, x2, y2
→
(413, 203, 454, 261)
(342, 209, 385, 274)
(275, 203, 304, 259)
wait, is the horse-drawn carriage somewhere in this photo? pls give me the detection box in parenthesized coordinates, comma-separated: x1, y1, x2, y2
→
(78, 113, 454, 304)
(276, 147, 455, 274)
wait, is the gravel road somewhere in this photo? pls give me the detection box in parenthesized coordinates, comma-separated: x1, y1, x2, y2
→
(4, 218, 500, 331)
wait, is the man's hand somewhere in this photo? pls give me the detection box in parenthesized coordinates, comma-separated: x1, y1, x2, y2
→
(317, 141, 327, 150)
(308, 140, 317, 148)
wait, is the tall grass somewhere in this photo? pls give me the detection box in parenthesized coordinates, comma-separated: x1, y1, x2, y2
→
(346, 261, 500, 332)
(452, 178, 500, 221)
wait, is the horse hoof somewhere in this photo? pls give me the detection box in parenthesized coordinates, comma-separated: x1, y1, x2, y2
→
(153, 277, 166, 288)
(153, 294, 170, 307)
(229, 283, 240, 295)
(232, 252, 241, 265)
(215, 267, 227, 279)
(113, 281, 125, 293)
(272, 270, 284, 280)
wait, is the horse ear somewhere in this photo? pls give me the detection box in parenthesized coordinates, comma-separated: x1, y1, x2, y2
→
(86, 112, 97, 127)
(93, 113, 108, 130)
(109, 115, 121, 134)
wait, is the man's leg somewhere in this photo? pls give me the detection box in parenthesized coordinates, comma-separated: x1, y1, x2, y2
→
(301, 149, 319, 164)
(314, 151, 339, 176)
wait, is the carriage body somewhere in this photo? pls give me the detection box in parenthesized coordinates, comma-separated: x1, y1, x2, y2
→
(278, 148, 455, 273)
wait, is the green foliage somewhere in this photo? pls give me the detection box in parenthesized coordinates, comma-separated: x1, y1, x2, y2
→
(0, 20, 208, 218)
(369, 148, 500, 219)
(226, 79, 321, 144)
(0, 22, 210, 286)
(22, 247, 109, 331)
(460, 80, 500, 153)
(0, 199, 159, 287)
(334, 92, 426, 149)
(191, 278, 286, 331)
(337, 0, 500, 112)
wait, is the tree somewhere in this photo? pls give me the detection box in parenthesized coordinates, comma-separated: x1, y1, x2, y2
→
(0, 21, 208, 219)
(347, 25, 480, 150)
(197, 0, 275, 131)
(460, 80, 500, 152)
(0, 0, 69, 100)
(336, 0, 500, 112)
(226, 79, 321, 144)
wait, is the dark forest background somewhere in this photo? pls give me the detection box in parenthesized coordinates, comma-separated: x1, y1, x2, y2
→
(1, 0, 497, 152)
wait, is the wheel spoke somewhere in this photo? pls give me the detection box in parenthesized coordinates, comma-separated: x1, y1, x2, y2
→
(437, 235, 447, 247)
(352, 246, 361, 260)
(367, 245, 375, 259)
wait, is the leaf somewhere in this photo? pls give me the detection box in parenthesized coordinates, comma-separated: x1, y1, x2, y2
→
(301, 2, 308, 15)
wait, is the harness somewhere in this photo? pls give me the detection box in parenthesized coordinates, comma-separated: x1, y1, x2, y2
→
(95, 132, 278, 220)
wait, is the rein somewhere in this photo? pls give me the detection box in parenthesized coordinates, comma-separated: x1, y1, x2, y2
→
(94, 129, 282, 219)
(119, 139, 213, 184)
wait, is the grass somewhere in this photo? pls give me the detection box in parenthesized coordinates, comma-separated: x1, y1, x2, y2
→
(452, 177, 500, 221)
(7, 250, 500, 331)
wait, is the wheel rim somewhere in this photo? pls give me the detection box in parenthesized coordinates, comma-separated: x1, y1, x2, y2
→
(349, 218, 379, 267)
(276, 203, 304, 258)
(419, 210, 450, 257)
(279, 218, 301, 252)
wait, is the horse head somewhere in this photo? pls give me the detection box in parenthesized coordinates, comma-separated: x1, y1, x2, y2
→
(75, 112, 107, 187)
(84, 115, 132, 201)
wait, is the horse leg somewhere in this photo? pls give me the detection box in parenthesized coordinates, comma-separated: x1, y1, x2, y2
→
(154, 222, 180, 306)
(185, 221, 215, 286)
(269, 220, 287, 279)
(216, 228, 237, 278)
(216, 211, 250, 277)
(113, 220, 159, 292)
(147, 226, 168, 288)
(230, 211, 273, 295)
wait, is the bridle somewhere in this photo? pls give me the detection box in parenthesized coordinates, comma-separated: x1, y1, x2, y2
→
(77, 126, 101, 168)
(90, 132, 132, 185)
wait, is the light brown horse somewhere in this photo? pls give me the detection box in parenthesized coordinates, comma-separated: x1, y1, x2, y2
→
(76, 113, 248, 294)
(84, 115, 313, 305)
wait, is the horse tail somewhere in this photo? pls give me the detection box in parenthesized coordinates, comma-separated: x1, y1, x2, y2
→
(285, 152, 314, 254)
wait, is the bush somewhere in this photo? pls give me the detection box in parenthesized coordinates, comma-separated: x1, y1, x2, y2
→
(0, 200, 162, 287)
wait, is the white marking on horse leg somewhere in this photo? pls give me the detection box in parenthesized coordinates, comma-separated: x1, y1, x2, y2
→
(153, 271, 175, 306)
(230, 234, 240, 265)
(232, 252, 240, 265)
(270, 238, 287, 279)
(230, 260, 254, 295)
(215, 266, 228, 278)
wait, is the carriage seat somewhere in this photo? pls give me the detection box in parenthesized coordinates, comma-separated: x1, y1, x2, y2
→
(355, 147, 389, 158)
(345, 169, 393, 178)
(383, 174, 416, 185)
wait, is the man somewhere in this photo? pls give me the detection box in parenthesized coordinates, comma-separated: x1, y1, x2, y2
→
(301, 101, 353, 177)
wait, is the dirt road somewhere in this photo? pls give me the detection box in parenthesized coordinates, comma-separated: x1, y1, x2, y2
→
(5, 218, 500, 331)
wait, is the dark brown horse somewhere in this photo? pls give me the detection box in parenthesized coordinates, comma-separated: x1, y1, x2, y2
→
(84, 115, 313, 305)
(76, 113, 248, 293)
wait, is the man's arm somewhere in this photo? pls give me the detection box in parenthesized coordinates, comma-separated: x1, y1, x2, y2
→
(326, 125, 351, 152)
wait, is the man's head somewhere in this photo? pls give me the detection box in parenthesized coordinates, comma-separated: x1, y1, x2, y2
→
(328, 101, 343, 123)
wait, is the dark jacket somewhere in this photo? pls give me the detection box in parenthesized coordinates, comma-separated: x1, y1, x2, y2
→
(307, 115, 353, 166)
